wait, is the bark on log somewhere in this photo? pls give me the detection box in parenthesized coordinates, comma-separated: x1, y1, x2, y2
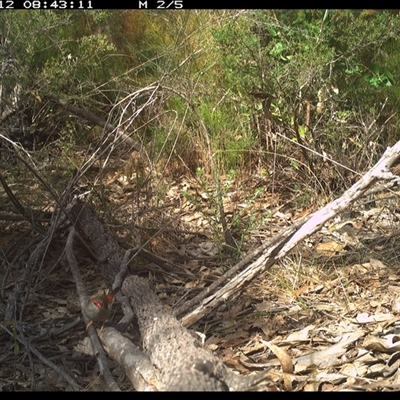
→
(69, 202, 123, 287)
(122, 275, 249, 391)
(66, 140, 400, 389)
(100, 327, 158, 392)
(68, 201, 253, 391)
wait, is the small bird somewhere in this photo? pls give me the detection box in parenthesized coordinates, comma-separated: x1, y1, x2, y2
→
(84, 293, 115, 330)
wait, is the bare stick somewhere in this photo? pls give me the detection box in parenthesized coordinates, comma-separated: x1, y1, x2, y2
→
(0, 324, 81, 391)
(181, 141, 400, 327)
(65, 227, 120, 392)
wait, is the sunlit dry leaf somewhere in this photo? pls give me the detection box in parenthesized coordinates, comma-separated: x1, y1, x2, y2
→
(303, 381, 321, 391)
(205, 335, 221, 347)
(184, 260, 200, 270)
(294, 285, 312, 296)
(282, 373, 293, 391)
(255, 301, 273, 312)
(224, 203, 235, 213)
(74, 337, 95, 356)
(316, 241, 344, 255)
(369, 258, 387, 270)
(184, 281, 198, 289)
(199, 241, 218, 256)
(225, 357, 249, 373)
(293, 331, 364, 371)
(345, 263, 369, 274)
(261, 339, 294, 374)
(354, 312, 394, 324)
(390, 366, 400, 385)
(315, 371, 348, 383)
(369, 300, 381, 307)
(392, 297, 400, 314)
(182, 212, 203, 222)
(363, 334, 400, 353)
(285, 325, 314, 343)
(42, 307, 68, 320)
(312, 303, 340, 312)
(117, 175, 129, 185)
(340, 361, 368, 377)
(366, 362, 386, 376)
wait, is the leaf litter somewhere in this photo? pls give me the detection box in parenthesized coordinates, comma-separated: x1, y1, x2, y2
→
(3, 164, 400, 391)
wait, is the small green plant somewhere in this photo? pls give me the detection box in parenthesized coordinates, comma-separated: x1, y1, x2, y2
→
(196, 166, 205, 182)
(365, 65, 394, 88)
(290, 160, 300, 170)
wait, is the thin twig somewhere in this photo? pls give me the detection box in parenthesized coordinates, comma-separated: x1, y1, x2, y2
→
(65, 227, 121, 391)
(180, 141, 400, 327)
(174, 215, 309, 318)
(0, 324, 81, 391)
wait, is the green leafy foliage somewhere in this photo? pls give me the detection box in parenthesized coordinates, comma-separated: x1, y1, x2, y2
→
(2, 10, 400, 195)
(211, 10, 400, 192)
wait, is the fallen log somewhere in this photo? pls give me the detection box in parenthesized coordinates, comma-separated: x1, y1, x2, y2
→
(66, 141, 400, 390)
(68, 201, 253, 391)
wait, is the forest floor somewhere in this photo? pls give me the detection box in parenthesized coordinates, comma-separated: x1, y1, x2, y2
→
(2, 152, 400, 391)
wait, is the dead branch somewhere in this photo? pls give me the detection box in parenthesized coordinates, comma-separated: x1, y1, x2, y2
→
(48, 95, 144, 153)
(0, 324, 81, 391)
(66, 136, 400, 391)
(67, 201, 260, 390)
(180, 141, 400, 327)
(279, 141, 400, 255)
(65, 226, 120, 391)
(69, 202, 123, 287)
(174, 215, 309, 318)
(68, 202, 136, 332)
(3, 212, 66, 321)
(100, 327, 158, 391)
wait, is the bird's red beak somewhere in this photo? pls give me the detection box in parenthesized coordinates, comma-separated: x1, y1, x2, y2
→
(106, 293, 115, 304)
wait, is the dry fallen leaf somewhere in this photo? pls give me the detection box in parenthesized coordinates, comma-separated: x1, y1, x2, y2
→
(363, 334, 400, 353)
(316, 241, 344, 255)
(261, 339, 294, 374)
(285, 325, 314, 343)
(353, 313, 394, 324)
